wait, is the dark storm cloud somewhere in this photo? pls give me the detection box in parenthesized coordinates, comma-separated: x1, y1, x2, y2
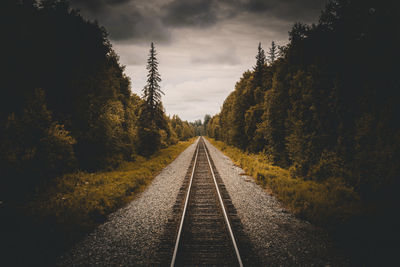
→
(102, 9, 170, 42)
(210, 0, 325, 24)
(69, 0, 326, 41)
(105, 0, 131, 5)
(161, 0, 218, 27)
(69, 0, 130, 12)
(69, 0, 171, 42)
(242, 0, 326, 22)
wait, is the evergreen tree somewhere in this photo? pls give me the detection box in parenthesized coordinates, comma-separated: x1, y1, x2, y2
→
(268, 41, 277, 64)
(203, 114, 211, 134)
(142, 42, 163, 120)
(137, 42, 165, 156)
(253, 42, 266, 87)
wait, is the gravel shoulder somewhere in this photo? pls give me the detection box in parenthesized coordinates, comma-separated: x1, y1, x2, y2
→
(58, 137, 348, 266)
(57, 139, 198, 266)
(203, 138, 349, 266)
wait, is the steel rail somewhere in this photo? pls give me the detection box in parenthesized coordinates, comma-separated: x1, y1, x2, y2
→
(203, 138, 244, 267)
(170, 140, 200, 267)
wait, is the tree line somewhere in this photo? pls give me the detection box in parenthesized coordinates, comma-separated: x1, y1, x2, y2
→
(0, 0, 196, 200)
(206, 0, 399, 207)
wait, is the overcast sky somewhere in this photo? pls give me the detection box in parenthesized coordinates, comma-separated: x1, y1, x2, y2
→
(70, 0, 326, 122)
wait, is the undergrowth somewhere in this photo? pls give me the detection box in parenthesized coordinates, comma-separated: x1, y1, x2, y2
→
(207, 138, 362, 228)
(27, 138, 195, 236)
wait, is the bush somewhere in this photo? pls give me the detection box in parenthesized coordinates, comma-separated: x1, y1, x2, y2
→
(0, 89, 77, 198)
(40, 123, 77, 175)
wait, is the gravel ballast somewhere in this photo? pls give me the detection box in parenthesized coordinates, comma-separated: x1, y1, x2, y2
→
(203, 138, 349, 266)
(58, 137, 348, 266)
(57, 139, 198, 266)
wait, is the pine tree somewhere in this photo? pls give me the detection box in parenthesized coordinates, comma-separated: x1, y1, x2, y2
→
(253, 42, 266, 89)
(142, 42, 163, 119)
(137, 42, 166, 156)
(268, 41, 277, 64)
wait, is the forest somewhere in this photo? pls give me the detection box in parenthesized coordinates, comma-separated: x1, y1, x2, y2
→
(1, 0, 399, 265)
(206, 0, 399, 241)
(0, 0, 200, 202)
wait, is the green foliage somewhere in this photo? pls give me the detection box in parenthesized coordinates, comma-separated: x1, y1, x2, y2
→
(0, 89, 77, 198)
(206, 0, 400, 228)
(142, 42, 163, 119)
(253, 42, 266, 91)
(0, 1, 195, 199)
(170, 115, 196, 140)
(41, 123, 77, 175)
(203, 114, 211, 133)
(267, 41, 277, 64)
(1, 0, 134, 177)
(206, 114, 221, 139)
(137, 118, 161, 157)
(135, 42, 186, 157)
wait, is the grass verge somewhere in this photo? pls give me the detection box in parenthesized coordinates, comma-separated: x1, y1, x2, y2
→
(206, 138, 361, 228)
(26, 139, 195, 242)
(1, 139, 195, 266)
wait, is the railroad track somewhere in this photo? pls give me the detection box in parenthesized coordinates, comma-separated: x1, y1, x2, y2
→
(155, 137, 257, 266)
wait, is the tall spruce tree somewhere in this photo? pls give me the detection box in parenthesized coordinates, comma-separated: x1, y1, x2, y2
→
(253, 42, 266, 89)
(268, 41, 277, 64)
(142, 42, 163, 119)
(138, 42, 165, 156)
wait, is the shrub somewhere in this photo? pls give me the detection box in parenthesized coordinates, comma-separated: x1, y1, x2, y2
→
(0, 89, 77, 198)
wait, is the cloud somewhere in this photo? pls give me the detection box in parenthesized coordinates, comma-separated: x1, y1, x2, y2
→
(113, 44, 148, 65)
(102, 9, 171, 42)
(70, 0, 171, 43)
(190, 46, 241, 65)
(68, 0, 327, 121)
(219, 0, 326, 22)
(69, 0, 130, 12)
(69, 0, 326, 43)
(161, 0, 218, 28)
(163, 77, 235, 121)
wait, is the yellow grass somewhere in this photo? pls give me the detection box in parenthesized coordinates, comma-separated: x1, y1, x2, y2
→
(27, 138, 195, 233)
(207, 138, 361, 227)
